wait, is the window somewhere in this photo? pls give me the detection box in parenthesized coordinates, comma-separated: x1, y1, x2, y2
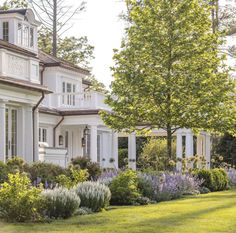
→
(3, 22, 9, 42)
(39, 128, 47, 142)
(30, 27, 34, 47)
(62, 81, 76, 106)
(23, 25, 29, 47)
(17, 23, 22, 45)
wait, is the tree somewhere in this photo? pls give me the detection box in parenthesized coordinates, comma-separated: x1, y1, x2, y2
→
(101, 0, 236, 159)
(0, 0, 28, 9)
(38, 27, 94, 68)
(32, 0, 86, 56)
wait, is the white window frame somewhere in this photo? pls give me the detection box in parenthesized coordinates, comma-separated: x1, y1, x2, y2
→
(39, 128, 47, 143)
(3, 21, 9, 42)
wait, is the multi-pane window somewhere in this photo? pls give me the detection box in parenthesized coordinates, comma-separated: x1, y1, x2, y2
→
(17, 23, 22, 45)
(23, 25, 29, 47)
(62, 81, 76, 106)
(3, 22, 9, 42)
(30, 27, 34, 47)
(39, 128, 47, 142)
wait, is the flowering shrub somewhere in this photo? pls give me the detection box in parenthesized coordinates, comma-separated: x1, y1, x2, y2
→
(0, 173, 43, 222)
(109, 170, 141, 205)
(226, 168, 236, 186)
(138, 172, 201, 202)
(41, 187, 80, 219)
(75, 181, 111, 212)
(97, 169, 119, 186)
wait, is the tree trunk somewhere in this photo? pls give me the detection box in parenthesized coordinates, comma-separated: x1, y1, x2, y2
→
(167, 125, 172, 159)
(52, 0, 57, 57)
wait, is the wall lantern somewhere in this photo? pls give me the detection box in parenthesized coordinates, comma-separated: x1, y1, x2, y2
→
(82, 125, 89, 148)
(59, 135, 64, 146)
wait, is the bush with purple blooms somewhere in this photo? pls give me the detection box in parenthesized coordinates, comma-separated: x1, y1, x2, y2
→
(138, 172, 201, 202)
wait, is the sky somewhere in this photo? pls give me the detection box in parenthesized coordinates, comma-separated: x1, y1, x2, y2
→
(67, 0, 127, 87)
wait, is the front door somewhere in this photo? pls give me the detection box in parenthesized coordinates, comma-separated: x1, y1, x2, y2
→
(5, 107, 17, 160)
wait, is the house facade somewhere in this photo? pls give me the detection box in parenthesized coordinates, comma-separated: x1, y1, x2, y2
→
(0, 8, 211, 170)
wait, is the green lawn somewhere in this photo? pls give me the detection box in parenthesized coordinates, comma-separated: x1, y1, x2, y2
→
(1, 189, 236, 233)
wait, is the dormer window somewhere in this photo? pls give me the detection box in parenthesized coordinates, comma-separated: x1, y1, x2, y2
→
(30, 27, 34, 47)
(17, 23, 22, 45)
(23, 25, 29, 47)
(3, 22, 9, 42)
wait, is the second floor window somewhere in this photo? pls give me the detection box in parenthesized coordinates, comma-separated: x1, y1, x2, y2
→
(23, 25, 29, 47)
(62, 82, 76, 106)
(3, 22, 9, 42)
(17, 23, 22, 45)
(39, 128, 47, 143)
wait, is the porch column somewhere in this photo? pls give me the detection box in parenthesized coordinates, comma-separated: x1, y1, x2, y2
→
(112, 131, 118, 169)
(196, 135, 203, 168)
(90, 125, 97, 162)
(176, 131, 183, 172)
(33, 109, 39, 162)
(186, 131, 194, 158)
(24, 105, 33, 163)
(205, 134, 211, 169)
(128, 133, 136, 170)
(0, 101, 6, 163)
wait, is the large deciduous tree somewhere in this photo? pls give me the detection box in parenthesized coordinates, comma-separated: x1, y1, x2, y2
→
(101, 0, 236, 159)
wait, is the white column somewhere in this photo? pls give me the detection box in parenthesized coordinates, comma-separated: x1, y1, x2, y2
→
(196, 135, 203, 168)
(128, 133, 136, 170)
(0, 101, 6, 163)
(176, 132, 182, 172)
(90, 125, 97, 162)
(112, 131, 118, 169)
(24, 105, 33, 163)
(205, 134, 211, 169)
(33, 109, 39, 162)
(186, 132, 194, 158)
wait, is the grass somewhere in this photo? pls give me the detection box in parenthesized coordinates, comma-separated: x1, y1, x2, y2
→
(1, 189, 236, 233)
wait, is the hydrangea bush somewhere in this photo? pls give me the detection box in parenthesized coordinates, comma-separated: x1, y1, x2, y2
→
(41, 187, 80, 219)
(75, 181, 111, 212)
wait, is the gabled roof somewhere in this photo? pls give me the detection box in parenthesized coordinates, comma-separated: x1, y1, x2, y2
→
(38, 50, 90, 76)
(0, 9, 27, 15)
(0, 39, 37, 57)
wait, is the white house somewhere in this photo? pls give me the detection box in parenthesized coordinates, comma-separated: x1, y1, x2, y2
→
(0, 8, 211, 170)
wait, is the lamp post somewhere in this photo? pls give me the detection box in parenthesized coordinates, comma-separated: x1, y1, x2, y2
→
(82, 125, 89, 157)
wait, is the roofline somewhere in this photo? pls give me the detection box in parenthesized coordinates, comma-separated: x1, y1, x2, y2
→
(0, 76, 52, 94)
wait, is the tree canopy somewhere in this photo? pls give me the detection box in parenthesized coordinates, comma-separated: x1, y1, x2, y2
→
(101, 0, 236, 158)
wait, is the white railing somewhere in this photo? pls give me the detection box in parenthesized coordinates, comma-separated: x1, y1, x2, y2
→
(42, 91, 111, 111)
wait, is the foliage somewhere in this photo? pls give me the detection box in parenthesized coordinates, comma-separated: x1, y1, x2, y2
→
(109, 170, 141, 205)
(41, 187, 80, 219)
(97, 169, 119, 186)
(135, 196, 150, 205)
(118, 148, 128, 168)
(0, 161, 8, 183)
(76, 207, 93, 216)
(71, 157, 102, 180)
(138, 172, 201, 202)
(85, 75, 108, 93)
(27, 162, 66, 186)
(75, 181, 111, 212)
(0, 173, 43, 222)
(138, 138, 176, 171)
(101, 0, 236, 159)
(213, 133, 236, 166)
(38, 27, 94, 68)
(6, 157, 28, 173)
(56, 166, 89, 188)
(194, 168, 229, 191)
(0, 0, 28, 9)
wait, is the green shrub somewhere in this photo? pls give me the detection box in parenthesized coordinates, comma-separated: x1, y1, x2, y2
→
(75, 181, 111, 212)
(6, 157, 28, 173)
(0, 161, 8, 183)
(71, 157, 102, 180)
(56, 166, 89, 188)
(118, 148, 128, 168)
(0, 173, 43, 222)
(138, 138, 176, 171)
(41, 187, 80, 219)
(109, 170, 141, 205)
(194, 168, 229, 192)
(137, 175, 154, 200)
(27, 162, 66, 184)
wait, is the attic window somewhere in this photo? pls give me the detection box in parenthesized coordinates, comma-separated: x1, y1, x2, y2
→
(30, 28, 34, 47)
(3, 22, 9, 42)
(23, 25, 29, 47)
(17, 23, 22, 45)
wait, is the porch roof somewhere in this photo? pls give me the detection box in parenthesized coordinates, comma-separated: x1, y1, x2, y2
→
(0, 76, 52, 94)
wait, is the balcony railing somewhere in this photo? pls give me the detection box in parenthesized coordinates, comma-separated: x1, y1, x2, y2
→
(42, 91, 111, 111)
